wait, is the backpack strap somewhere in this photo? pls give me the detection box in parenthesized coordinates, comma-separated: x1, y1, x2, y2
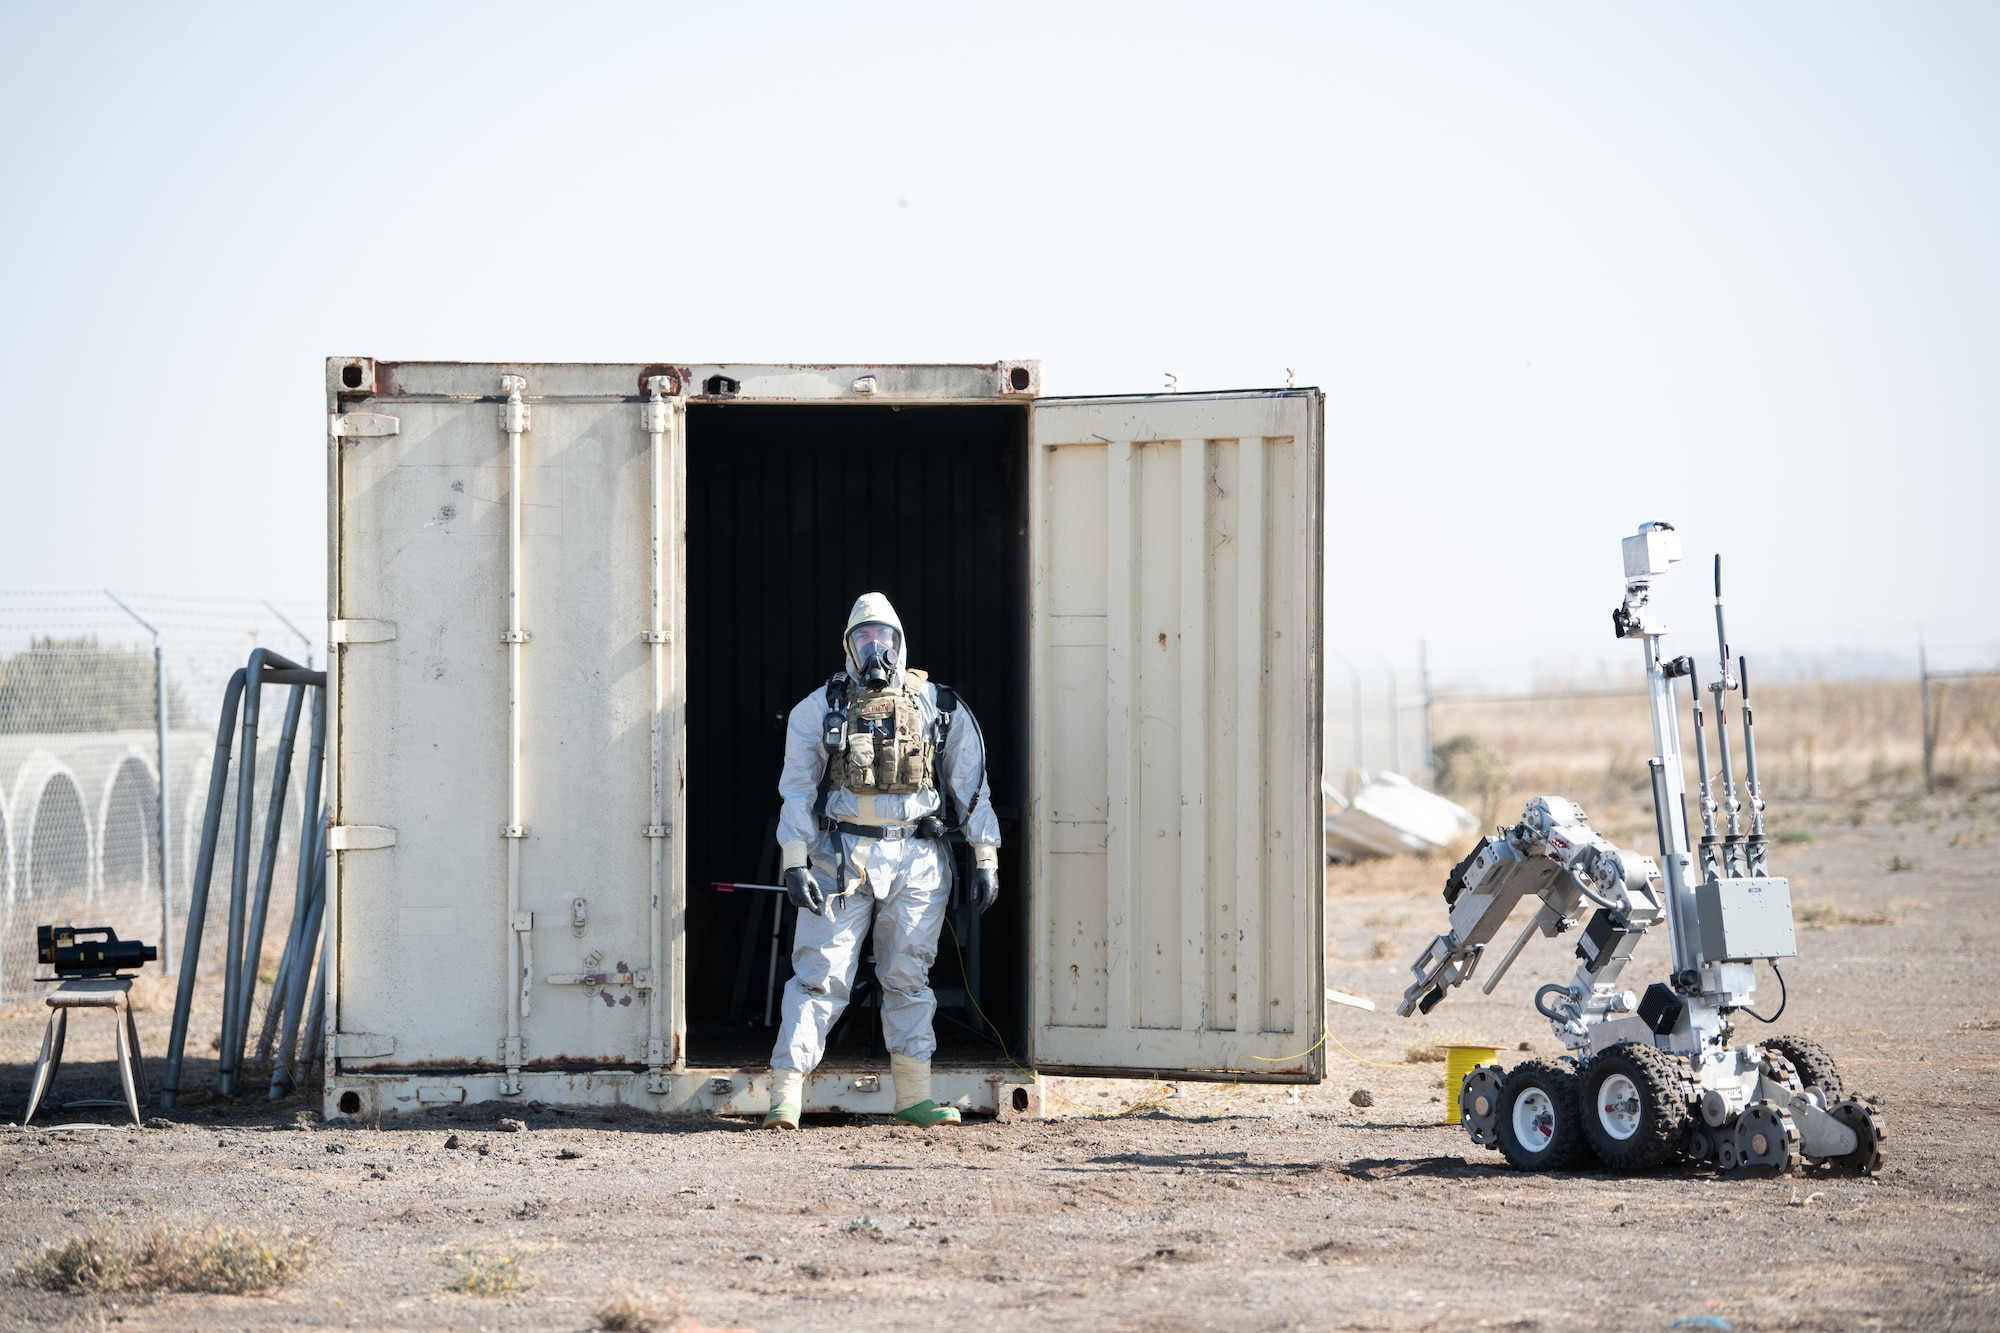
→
(813, 673, 849, 821)
(930, 681, 961, 831)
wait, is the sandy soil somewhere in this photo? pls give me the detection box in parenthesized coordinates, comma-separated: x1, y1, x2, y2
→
(2, 794, 1996, 1332)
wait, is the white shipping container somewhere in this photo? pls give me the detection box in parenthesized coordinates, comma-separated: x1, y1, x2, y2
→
(323, 359, 1323, 1120)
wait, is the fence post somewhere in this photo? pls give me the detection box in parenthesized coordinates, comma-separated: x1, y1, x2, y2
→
(1418, 639, 1433, 790)
(107, 591, 172, 974)
(1920, 642, 1935, 796)
(1384, 660, 1400, 775)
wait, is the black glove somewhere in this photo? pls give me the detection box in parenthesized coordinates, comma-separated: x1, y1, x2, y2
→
(784, 865, 825, 917)
(971, 863, 1000, 915)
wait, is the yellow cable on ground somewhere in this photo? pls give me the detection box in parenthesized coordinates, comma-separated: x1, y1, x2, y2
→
(1244, 1032, 1328, 1064)
(942, 913, 1036, 1085)
(1327, 1032, 1428, 1071)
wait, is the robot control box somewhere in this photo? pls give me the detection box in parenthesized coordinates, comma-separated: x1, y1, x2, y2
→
(1695, 876, 1798, 963)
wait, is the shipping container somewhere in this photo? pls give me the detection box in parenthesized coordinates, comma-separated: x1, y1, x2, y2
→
(323, 359, 1324, 1120)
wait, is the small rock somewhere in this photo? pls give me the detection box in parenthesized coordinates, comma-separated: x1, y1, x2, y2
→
(557, 1147, 583, 1160)
(1611, 1202, 1627, 1213)
(326, 1143, 345, 1154)
(1349, 1089, 1374, 1108)
(144, 1117, 174, 1131)
(477, 1144, 491, 1157)
(444, 1133, 462, 1150)
(498, 1118, 527, 1133)
(368, 1170, 386, 1180)
(1518, 1041, 1532, 1051)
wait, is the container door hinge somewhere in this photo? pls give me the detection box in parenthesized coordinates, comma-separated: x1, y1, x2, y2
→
(500, 629, 532, 644)
(329, 619, 397, 644)
(327, 825, 396, 851)
(330, 412, 400, 438)
(643, 824, 670, 838)
(500, 1037, 526, 1096)
(501, 826, 529, 839)
(641, 630, 671, 644)
(646, 1039, 670, 1094)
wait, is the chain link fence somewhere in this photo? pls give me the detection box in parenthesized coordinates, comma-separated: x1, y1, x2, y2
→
(0, 593, 322, 1006)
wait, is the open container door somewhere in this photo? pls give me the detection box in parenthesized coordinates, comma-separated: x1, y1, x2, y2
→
(1028, 390, 1324, 1080)
(327, 361, 687, 1105)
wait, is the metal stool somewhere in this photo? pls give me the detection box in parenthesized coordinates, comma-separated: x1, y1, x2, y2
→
(23, 978, 148, 1126)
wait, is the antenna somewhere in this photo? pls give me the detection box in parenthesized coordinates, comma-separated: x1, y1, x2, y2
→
(1708, 557, 1744, 876)
(1739, 654, 1768, 874)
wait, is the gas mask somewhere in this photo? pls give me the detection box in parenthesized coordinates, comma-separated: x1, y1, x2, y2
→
(848, 622, 900, 690)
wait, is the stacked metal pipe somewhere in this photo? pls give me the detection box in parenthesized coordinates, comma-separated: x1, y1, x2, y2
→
(159, 650, 327, 1109)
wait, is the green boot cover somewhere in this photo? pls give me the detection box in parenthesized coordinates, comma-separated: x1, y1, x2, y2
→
(892, 1099, 962, 1127)
(762, 1101, 801, 1130)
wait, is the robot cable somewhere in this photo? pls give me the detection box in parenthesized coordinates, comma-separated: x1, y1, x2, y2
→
(1736, 959, 1787, 1024)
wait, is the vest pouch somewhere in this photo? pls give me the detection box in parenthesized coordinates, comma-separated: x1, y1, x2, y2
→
(845, 732, 876, 789)
(898, 742, 930, 790)
(874, 732, 901, 791)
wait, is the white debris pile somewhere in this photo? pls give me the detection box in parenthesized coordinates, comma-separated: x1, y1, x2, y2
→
(1324, 772, 1478, 862)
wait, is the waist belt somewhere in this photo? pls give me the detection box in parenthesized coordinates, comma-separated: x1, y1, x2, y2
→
(828, 818, 941, 842)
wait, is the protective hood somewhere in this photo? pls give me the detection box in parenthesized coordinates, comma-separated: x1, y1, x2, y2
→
(843, 592, 907, 691)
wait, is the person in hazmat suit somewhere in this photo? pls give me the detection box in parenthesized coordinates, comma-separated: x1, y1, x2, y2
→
(763, 592, 1001, 1130)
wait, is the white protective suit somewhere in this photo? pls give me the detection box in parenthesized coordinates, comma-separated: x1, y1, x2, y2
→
(769, 593, 1001, 1089)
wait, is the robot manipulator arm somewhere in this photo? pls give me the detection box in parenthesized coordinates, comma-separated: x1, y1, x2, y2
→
(1398, 933, 1484, 1017)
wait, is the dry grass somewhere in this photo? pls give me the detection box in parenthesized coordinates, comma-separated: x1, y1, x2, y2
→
(1369, 935, 1398, 960)
(1327, 840, 1470, 900)
(1795, 901, 1908, 929)
(446, 1246, 537, 1296)
(122, 973, 180, 1013)
(1402, 1041, 1448, 1064)
(16, 1224, 317, 1294)
(1430, 676, 2000, 808)
(596, 1284, 688, 1332)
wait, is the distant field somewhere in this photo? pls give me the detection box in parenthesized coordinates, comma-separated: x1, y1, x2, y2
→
(1425, 676, 1999, 838)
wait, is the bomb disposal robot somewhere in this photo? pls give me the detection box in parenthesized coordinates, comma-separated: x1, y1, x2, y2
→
(1399, 523, 1885, 1175)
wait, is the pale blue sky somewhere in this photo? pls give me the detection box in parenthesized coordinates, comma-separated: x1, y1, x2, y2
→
(1, 3, 1994, 686)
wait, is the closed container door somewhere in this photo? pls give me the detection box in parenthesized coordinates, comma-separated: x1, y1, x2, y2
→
(1028, 390, 1324, 1078)
(332, 365, 686, 1074)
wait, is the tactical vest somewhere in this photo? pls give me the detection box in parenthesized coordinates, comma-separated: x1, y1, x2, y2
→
(831, 670, 935, 795)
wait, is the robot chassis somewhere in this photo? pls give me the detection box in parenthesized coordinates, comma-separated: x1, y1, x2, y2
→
(1399, 523, 1885, 1176)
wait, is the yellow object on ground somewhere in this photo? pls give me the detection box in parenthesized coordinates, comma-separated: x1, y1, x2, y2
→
(1444, 1046, 1502, 1124)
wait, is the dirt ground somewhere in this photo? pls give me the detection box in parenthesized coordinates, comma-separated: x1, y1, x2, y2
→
(2, 794, 1996, 1332)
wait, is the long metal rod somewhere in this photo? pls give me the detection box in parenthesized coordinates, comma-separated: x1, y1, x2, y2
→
(272, 810, 327, 1098)
(643, 377, 672, 1090)
(160, 668, 246, 1108)
(217, 649, 271, 1097)
(1687, 673, 1719, 882)
(501, 374, 529, 1095)
(1641, 636, 1698, 982)
(106, 591, 173, 975)
(1739, 655, 1768, 875)
(1709, 557, 1744, 877)
(229, 682, 305, 1083)
(268, 689, 326, 1094)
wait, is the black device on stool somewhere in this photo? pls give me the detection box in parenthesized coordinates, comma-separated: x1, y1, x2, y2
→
(37, 925, 157, 979)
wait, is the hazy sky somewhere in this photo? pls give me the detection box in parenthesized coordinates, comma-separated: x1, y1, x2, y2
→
(2, 3, 1994, 688)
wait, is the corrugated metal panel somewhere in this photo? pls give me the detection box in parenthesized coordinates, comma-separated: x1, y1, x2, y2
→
(1027, 391, 1325, 1079)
